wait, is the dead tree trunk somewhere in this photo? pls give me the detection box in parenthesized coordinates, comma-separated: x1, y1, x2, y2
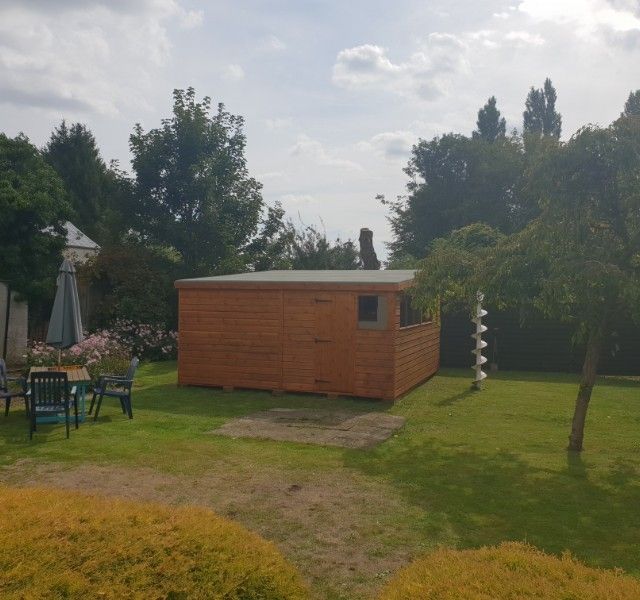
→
(567, 324, 605, 452)
(359, 228, 381, 270)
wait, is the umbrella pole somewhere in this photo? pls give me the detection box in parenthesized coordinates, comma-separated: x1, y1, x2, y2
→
(58, 348, 61, 368)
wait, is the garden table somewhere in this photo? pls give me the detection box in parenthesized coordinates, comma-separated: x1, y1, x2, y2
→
(28, 366, 91, 424)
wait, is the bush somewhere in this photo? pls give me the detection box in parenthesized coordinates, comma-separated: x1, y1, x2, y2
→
(110, 318, 178, 361)
(79, 241, 180, 329)
(23, 332, 130, 382)
(379, 542, 640, 599)
(0, 485, 308, 600)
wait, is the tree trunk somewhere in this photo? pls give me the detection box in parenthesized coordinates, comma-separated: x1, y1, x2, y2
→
(567, 325, 605, 452)
(358, 228, 381, 270)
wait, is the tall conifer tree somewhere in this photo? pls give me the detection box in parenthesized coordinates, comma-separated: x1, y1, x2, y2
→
(473, 96, 506, 142)
(622, 90, 640, 117)
(523, 78, 561, 138)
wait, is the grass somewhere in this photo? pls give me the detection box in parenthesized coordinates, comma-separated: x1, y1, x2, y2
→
(1, 363, 639, 599)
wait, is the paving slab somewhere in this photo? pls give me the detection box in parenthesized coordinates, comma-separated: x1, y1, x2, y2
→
(208, 408, 405, 449)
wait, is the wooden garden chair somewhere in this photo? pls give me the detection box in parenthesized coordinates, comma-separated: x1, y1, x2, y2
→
(89, 357, 139, 421)
(29, 371, 78, 439)
(0, 358, 27, 417)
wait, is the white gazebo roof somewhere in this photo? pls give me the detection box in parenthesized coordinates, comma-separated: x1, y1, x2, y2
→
(63, 221, 100, 250)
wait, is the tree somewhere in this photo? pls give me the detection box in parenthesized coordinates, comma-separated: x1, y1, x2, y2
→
(412, 118, 640, 452)
(246, 202, 295, 271)
(0, 134, 70, 301)
(43, 121, 130, 244)
(289, 225, 359, 269)
(622, 90, 640, 118)
(80, 240, 181, 328)
(130, 88, 264, 277)
(523, 78, 562, 138)
(473, 96, 506, 142)
(385, 133, 526, 261)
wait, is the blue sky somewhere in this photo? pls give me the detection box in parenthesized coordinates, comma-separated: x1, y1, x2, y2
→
(1, 0, 639, 257)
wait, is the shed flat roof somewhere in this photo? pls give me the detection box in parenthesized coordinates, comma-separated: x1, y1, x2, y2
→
(176, 269, 416, 287)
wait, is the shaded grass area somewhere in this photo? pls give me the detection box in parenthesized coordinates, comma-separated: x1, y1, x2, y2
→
(1, 362, 639, 598)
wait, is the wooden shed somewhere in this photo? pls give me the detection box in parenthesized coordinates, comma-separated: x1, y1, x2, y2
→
(175, 270, 440, 400)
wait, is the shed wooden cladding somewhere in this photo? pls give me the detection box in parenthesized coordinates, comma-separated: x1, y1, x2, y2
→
(175, 270, 440, 400)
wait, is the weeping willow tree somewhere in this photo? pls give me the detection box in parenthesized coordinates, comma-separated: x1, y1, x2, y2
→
(412, 117, 640, 452)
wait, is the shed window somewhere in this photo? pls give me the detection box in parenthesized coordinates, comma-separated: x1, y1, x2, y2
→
(358, 295, 388, 330)
(358, 296, 379, 322)
(400, 293, 426, 327)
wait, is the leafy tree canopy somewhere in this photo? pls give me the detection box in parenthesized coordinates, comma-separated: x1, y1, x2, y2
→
(289, 225, 359, 270)
(130, 87, 264, 277)
(473, 96, 506, 142)
(385, 133, 527, 261)
(245, 202, 295, 271)
(412, 117, 640, 451)
(0, 133, 70, 301)
(80, 240, 181, 328)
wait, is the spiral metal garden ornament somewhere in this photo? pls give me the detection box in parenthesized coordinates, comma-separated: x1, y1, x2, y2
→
(471, 291, 488, 390)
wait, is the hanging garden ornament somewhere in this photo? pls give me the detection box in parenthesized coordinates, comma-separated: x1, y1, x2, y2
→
(471, 291, 488, 390)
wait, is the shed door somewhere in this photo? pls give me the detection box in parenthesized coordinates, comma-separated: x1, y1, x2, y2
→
(313, 293, 355, 393)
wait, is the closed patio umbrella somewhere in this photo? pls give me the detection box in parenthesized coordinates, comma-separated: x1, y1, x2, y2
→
(46, 259, 84, 365)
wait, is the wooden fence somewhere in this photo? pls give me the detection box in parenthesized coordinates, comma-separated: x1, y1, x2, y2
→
(441, 311, 640, 375)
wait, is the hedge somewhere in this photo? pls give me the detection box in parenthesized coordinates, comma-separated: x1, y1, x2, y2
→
(0, 485, 308, 599)
(379, 542, 640, 599)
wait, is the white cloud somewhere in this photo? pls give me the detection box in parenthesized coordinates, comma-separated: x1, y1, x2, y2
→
(281, 193, 316, 206)
(265, 117, 292, 130)
(361, 130, 416, 161)
(518, 0, 640, 34)
(504, 30, 546, 46)
(222, 64, 245, 81)
(0, 0, 202, 116)
(178, 8, 203, 29)
(267, 35, 286, 51)
(258, 171, 286, 181)
(290, 134, 363, 171)
(332, 33, 468, 101)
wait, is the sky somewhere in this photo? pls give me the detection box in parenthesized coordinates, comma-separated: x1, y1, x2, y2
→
(1, 0, 639, 258)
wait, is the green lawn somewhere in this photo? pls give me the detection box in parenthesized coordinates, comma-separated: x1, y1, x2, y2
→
(1, 363, 639, 599)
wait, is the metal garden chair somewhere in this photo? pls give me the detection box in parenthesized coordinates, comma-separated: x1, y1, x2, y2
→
(89, 357, 139, 421)
(29, 371, 78, 439)
(0, 358, 28, 417)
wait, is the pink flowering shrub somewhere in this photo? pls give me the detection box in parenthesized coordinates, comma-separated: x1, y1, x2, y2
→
(23, 332, 130, 382)
(109, 319, 178, 361)
(24, 322, 178, 381)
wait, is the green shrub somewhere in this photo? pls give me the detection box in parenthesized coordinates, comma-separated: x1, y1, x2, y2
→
(80, 241, 180, 329)
(0, 485, 308, 599)
(379, 542, 640, 599)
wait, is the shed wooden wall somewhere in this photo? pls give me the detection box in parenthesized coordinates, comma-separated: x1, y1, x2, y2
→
(178, 286, 440, 400)
(394, 324, 440, 397)
(178, 289, 283, 390)
(354, 292, 396, 400)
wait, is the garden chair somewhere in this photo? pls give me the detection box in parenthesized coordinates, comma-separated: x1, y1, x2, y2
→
(29, 371, 78, 439)
(0, 358, 28, 417)
(89, 357, 139, 421)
